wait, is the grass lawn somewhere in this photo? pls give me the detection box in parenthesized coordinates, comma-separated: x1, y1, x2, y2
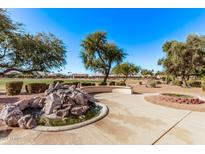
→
(0, 78, 104, 91)
(0, 78, 141, 91)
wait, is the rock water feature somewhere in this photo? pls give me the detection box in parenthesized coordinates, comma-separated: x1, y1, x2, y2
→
(0, 83, 103, 130)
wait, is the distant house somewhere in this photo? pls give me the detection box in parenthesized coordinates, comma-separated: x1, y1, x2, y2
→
(70, 73, 89, 79)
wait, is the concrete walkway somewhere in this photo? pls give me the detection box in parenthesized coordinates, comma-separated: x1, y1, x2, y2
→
(0, 93, 205, 144)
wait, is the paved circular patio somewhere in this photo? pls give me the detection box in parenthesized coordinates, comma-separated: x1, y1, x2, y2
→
(1, 92, 205, 144)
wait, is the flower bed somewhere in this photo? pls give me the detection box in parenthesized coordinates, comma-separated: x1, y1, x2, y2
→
(159, 93, 204, 104)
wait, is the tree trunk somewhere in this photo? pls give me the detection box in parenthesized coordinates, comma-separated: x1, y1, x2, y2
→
(182, 75, 188, 87)
(103, 72, 109, 83)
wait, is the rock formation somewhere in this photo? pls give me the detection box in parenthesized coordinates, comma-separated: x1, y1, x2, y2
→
(0, 82, 96, 129)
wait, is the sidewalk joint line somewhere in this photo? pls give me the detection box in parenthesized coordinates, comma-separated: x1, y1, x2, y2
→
(151, 111, 192, 145)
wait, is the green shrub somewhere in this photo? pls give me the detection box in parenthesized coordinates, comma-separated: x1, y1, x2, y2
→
(139, 81, 142, 85)
(166, 76, 172, 84)
(171, 80, 183, 86)
(53, 80, 64, 84)
(81, 82, 95, 86)
(202, 79, 205, 91)
(109, 81, 116, 86)
(5, 81, 23, 95)
(116, 81, 126, 86)
(187, 80, 201, 88)
(25, 83, 48, 94)
(150, 82, 157, 88)
(156, 80, 162, 84)
(99, 82, 107, 86)
(63, 82, 80, 87)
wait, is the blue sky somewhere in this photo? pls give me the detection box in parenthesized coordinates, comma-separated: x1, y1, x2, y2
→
(7, 9, 205, 74)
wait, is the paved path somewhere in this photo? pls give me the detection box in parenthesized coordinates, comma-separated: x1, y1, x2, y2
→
(0, 93, 205, 144)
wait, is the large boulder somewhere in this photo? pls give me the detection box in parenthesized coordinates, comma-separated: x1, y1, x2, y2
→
(0, 104, 23, 126)
(18, 114, 37, 129)
(30, 97, 45, 108)
(14, 99, 33, 110)
(71, 106, 89, 116)
(55, 106, 71, 118)
(44, 93, 62, 114)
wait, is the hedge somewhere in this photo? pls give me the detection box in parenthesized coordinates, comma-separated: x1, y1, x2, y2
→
(25, 83, 48, 94)
(5, 81, 23, 95)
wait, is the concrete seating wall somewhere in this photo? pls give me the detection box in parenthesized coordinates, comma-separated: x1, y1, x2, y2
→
(81, 86, 133, 94)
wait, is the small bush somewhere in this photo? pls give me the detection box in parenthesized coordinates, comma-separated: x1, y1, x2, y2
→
(202, 79, 205, 91)
(116, 81, 126, 86)
(139, 81, 142, 85)
(63, 82, 80, 87)
(99, 82, 107, 86)
(81, 82, 95, 86)
(53, 80, 64, 85)
(109, 81, 116, 86)
(166, 76, 172, 84)
(6, 81, 23, 95)
(187, 80, 201, 88)
(156, 80, 162, 84)
(26, 83, 48, 94)
(171, 80, 183, 86)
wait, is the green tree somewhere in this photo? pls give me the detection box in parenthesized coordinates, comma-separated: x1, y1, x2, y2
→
(141, 69, 154, 76)
(12, 32, 67, 73)
(158, 34, 205, 86)
(0, 9, 22, 70)
(81, 31, 126, 82)
(0, 9, 67, 74)
(112, 62, 140, 82)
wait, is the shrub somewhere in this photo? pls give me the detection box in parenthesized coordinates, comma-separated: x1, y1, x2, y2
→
(139, 81, 142, 85)
(25, 83, 48, 94)
(63, 82, 80, 87)
(187, 80, 201, 88)
(5, 81, 23, 95)
(109, 81, 116, 86)
(150, 82, 157, 88)
(53, 80, 64, 85)
(81, 82, 95, 86)
(166, 76, 172, 84)
(202, 79, 205, 91)
(156, 80, 162, 84)
(99, 82, 107, 86)
(171, 80, 183, 86)
(116, 81, 126, 86)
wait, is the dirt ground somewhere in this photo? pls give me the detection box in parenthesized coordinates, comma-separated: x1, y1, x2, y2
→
(0, 83, 205, 112)
(132, 84, 205, 97)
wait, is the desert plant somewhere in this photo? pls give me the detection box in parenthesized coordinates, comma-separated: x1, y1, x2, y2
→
(150, 82, 157, 88)
(99, 82, 107, 86)
(171, 80, 183, 86)
(187, 80, 201, 88)
(81, 82, 95, 86)
(109, 81, 116, 86)
(116, 81, 126, 86)
(25, 83, 48, 94)
(5, 81, 23, 95)
(202, 79, 205, 91)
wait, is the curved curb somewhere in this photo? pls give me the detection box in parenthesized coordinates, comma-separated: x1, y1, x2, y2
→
(33, 103, 109, 132)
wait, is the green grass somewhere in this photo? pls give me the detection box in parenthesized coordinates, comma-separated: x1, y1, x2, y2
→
(0, 78, 103, 90)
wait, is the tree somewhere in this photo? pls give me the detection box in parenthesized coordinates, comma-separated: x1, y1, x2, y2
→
(0, 9, 22, 70)
(158, 34, 205, 86)
(81, 31, 126, 82)
(12, 32, 67, 73)
(112, 62, 140, 82)
(0, 9, 67, 74)
(141, 69, 154, 77)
